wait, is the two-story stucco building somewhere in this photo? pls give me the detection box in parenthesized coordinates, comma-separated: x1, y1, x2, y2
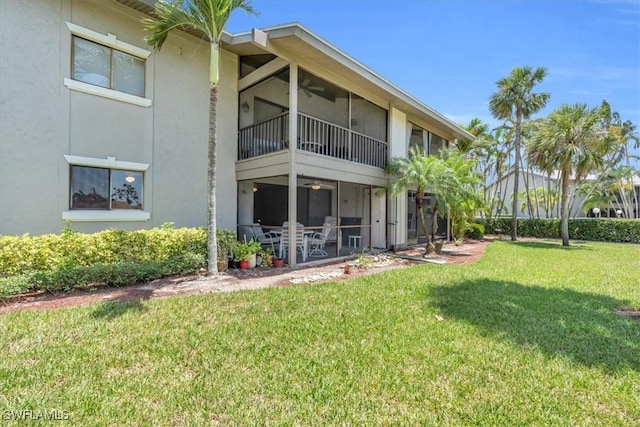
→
(0, 0, 474, 265)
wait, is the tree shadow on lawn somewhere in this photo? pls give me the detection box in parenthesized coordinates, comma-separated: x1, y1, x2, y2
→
(91, 291, 151, 319)
(430, 280, 639, 373)
(503, 240, 593, 251)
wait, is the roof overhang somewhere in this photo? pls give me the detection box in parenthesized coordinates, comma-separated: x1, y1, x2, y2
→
(115, 2, 474, 142)
(224, 23, 474, 142)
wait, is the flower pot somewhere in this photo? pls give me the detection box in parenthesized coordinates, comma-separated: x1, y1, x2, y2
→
(247, 253, 257, 268)
(264, 255, 273, 267)
(216, 260, 228, 272)
(273, 258, 284, 268)
(239, 260, 249, 269)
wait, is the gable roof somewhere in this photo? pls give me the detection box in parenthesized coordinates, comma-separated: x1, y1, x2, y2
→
(222, 23, 473, 142)
(116, 1, 474, 142)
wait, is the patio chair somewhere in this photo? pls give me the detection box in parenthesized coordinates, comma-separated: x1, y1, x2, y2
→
(249, 223, 280, 253)
(279, 222, 307, 261)
(308, 223, 332, 257)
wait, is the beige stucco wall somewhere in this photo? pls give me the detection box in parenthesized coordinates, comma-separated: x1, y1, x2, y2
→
(0, 0, 238, 235)
(0, 0, 69, 235)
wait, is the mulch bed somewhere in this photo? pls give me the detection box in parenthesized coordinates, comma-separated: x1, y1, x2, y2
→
(0, 239, 490, 314)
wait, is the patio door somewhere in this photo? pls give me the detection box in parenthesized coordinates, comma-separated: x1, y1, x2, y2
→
(371, 187, 386, 248)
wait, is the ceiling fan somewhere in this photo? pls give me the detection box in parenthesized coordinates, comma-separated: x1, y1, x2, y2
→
(299, 78, 325, 98)
(301, 180, 335, 190)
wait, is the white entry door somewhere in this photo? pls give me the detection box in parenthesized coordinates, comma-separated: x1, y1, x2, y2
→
(371, 188, 386, 248)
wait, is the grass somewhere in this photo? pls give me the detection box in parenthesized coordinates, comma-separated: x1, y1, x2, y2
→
(1, 240, 639, 425)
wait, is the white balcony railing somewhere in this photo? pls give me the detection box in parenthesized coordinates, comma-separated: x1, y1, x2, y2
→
(238, 112, 388, 168)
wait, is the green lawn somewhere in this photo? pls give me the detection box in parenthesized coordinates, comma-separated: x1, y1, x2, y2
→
(1, 240, 639, 425)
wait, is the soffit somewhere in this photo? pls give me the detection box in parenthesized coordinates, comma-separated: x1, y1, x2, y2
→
(113, 2, 472, 141)
(226, 26, 473, 142)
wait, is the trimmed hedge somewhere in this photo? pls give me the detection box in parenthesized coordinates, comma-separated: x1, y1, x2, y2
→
(478, 218, 640, 243)
(0, 225, 207, 277)
(0, 254, 205, 298)
(0, 225, 208, 298)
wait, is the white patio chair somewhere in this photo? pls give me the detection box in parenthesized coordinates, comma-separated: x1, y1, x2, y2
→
(279, 222, 307, 261)
(308, 223, 332, 257)
(249, 223, 280, 253)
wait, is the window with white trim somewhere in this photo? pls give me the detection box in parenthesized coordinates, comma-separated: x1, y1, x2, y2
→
(70, 166, 144, 210)
(64, 22, 152, 107)
(72, 36, 145, 97)
(63, 155, 150, 222)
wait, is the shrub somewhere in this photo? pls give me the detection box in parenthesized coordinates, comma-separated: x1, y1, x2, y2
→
(479, 217, 639, 243)
(465, 218, 485, 240)
(0, 226, 207, 277)
(0, 254, 205, 297)
(0, 225, 209, 298)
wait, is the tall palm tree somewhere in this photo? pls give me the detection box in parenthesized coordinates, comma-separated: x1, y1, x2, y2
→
(527, 103, 608, 246)
(489, 66, 550, 240)
(144, 0, 257, 274)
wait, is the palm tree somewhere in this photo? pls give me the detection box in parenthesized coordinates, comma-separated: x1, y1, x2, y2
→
(386, 148, 449, 254)
(527, 103, 608, 246)
(489, 66, 550, 240)
(386, 148, 481, 254)
(440, 150, 484, 243)
(144, 0, 257, 274)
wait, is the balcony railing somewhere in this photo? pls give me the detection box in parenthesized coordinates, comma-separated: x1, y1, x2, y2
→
(238, 112, 289, 160)
(238, 112, 388, 168)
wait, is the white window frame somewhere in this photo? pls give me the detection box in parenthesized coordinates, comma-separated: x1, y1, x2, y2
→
(65, 22, 152, 108)
(62, 155, 151, 222)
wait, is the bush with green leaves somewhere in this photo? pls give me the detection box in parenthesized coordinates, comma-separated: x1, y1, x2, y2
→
(0, 225, 207, 277)
(0, 253, 205, 298)
(479, 218, 639, 243)
(0, 224, 209, 297)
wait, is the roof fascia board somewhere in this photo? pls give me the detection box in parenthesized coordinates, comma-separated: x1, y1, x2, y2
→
(257, 24, 474, 141)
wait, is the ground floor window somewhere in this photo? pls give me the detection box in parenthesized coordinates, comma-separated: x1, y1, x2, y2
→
(70, 166, 143, 210)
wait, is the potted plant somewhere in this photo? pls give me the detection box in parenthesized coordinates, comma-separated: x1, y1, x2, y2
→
(258, 247, 274, 267)
(216, 229, 237, 272)
(234, 239, 262, 269)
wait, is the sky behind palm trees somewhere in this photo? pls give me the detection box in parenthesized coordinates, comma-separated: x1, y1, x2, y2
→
(226, 0, 639, 146)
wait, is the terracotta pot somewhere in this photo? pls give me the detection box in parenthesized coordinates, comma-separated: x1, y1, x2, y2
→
(239, 260, 249, 269)
(273, 258, 284, 268)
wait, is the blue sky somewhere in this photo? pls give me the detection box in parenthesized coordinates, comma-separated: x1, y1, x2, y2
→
(226, 0, 640, 138)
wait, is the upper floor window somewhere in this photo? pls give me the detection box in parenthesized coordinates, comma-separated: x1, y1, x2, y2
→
(72, 36, 145, 97)
(64, 22, 151, 107)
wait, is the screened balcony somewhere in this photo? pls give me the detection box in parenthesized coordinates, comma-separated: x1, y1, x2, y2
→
(238, 112, 388, 168)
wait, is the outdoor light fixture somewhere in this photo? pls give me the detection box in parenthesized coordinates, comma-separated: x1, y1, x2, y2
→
(592, 207, 600, 217)
(616, 209, 623, 217)
(125, 175, 135, 183)
(241, 101, 250, 113)
(253, 186, 258, 192)
(311, 184, 321, 190)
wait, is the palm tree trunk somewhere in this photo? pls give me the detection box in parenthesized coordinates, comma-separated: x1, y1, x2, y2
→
(207, 83, 218, 274)
(560, 167, 570, 246)
(429, 205, 439, 254)
(416, 192, 433, 254)
(511, 108, 523, 240)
